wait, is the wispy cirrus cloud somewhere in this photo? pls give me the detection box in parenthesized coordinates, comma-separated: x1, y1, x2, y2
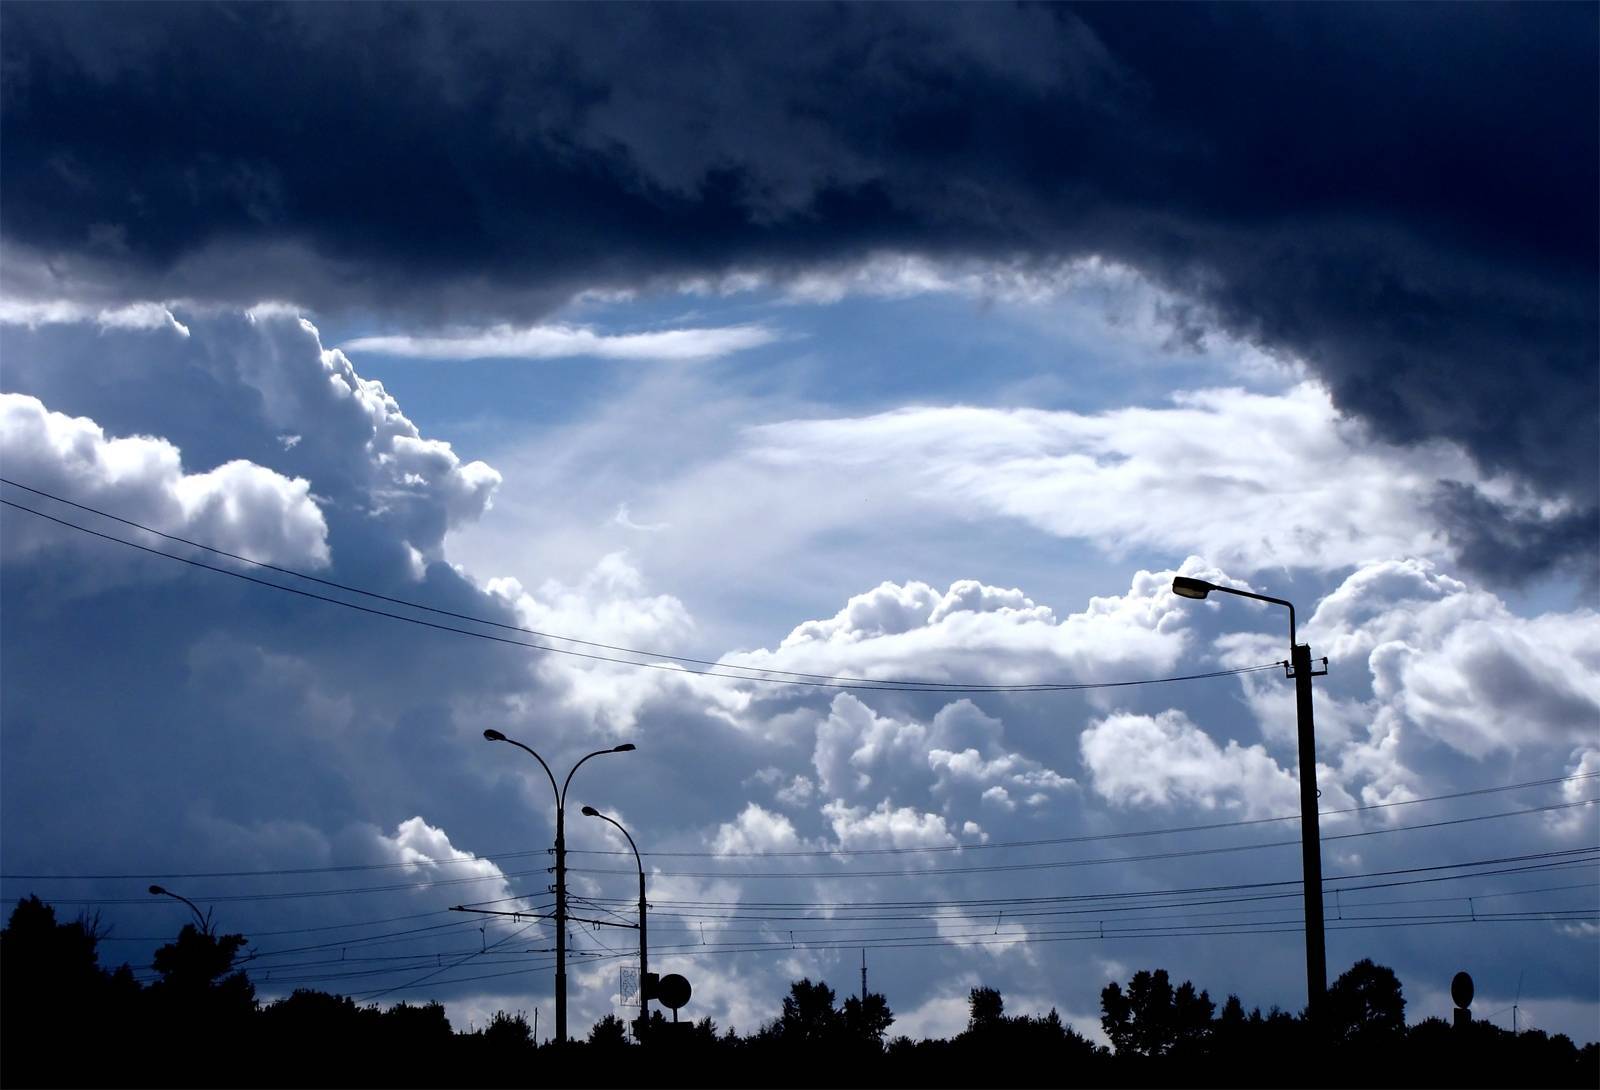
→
(342, 321, 778, 362)
(740, 384, 1567, 576)
(0, 297, 190, 336)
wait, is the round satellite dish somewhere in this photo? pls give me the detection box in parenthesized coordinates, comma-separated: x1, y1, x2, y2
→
(1451, 971, 1474, 1009)
(657, 973, 692, 1011)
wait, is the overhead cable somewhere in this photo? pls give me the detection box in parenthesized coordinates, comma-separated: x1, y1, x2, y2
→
(0, 484, 1282, 693)
(12, 770, 1592, 882)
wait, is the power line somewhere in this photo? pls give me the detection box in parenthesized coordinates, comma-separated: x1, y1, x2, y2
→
(555, 848, 1600, 912)
(4, 864, 559, 904)
(12, 769, 1592, 880)
(569, 771, 1600, 860)
(213, 902, 1598, 980)
(631, 883, 1599, 937)
(80, 864, 1600, 986)
(0, 485, 1282, 694)
(352, 919, 538, 1003)
(295, 912, 1598, 998)
(192, 860, 1598, 999)
(12, 803, 1590, 908)
(627, 876, 1600, 929)
(201, 881, 1598, 991)
(0, 478, 957, 689)
(94, 905, 464, 941)
(116, 869, 1600, 978)
(562, 800, 1594, 879)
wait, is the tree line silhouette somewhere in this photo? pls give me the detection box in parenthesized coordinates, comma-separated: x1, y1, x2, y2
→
(3, 895, 1594, 1087)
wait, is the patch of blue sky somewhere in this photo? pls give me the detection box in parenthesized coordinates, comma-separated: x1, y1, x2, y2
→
(332, 271, 1289, 456)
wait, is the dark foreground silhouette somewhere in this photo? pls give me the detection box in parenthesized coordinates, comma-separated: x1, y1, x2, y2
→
(3, 896, 1594, 1088)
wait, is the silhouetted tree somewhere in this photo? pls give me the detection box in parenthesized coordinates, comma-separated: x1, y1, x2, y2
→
(378, 999, 453, 1048)
(1326, 958, 1405, 1046)
(5, 905, 1599, 1090)
(1171, 979, 1216, 1055)
(776, 977, 844, 1044)
(483, 1008, 535, 1056)
(1101, 968, 1213, 1058)
(968, 985, 1005, 1031)
(589, 1012, 631, 1049)
(2, 896, 137, 1086)
(147, 920, 256, 1021)
(843, 992, 896, 1046)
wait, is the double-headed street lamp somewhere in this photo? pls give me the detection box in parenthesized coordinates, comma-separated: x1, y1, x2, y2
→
(581, 805, 650, 1038)
(483, 729, 635, 1045)
(1171, 576, 1328, 1023)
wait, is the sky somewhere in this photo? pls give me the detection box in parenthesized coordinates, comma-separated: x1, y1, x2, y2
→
(1, 1, 1596, 1046)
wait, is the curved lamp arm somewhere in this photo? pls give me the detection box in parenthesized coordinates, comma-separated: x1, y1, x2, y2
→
(1172, 576, 1298, 647)
(581, 806, 642, 873)
(483, 729, 561, 803)
(561, 744, 635, 807)
(149, 884, 208, 931)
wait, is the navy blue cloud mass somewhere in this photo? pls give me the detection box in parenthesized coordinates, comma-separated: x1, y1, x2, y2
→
(1, 3, 1595, 561)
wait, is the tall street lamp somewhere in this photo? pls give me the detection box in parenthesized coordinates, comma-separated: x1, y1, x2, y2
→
(581, 805, 651, 1039)
(483, 729, 635, 1045)
(1171, 575, 1328, 1022)
(148, 884, 209, 932)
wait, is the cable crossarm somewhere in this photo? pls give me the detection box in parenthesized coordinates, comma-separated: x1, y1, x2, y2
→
(0, 487, 1282, 693)
(448, 905, 637, 930)
(353, 919, 538, 1003)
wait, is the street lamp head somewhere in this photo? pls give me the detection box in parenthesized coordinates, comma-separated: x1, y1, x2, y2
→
(612, 743, 636, 753)
(483, 729, 506, 742)
(1172, 576, 1215, 600)
(148, 885, 167, 896)
(580, 805, 601, 817)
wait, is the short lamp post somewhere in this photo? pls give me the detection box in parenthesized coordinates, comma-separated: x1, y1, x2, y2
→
(581, 805, 650, 1039)
(1171, 575, 1328, 1023)
(483, 729, 635, 1046)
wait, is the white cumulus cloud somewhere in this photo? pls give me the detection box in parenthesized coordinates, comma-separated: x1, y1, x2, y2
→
(1308, 559, 1600, 759)
(726, 569, 1195, 694)
(1079, 708, 1335, 819)
(0, 391, 329, 569)
(820, 799, 961, 850)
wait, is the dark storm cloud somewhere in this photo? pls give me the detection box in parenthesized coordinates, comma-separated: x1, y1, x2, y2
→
(1430, 482, 1600, 589)
(2, 3, 1595, 541)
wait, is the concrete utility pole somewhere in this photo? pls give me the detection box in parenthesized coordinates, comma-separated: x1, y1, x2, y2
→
(483, 730, 635, 1045)
(1172, 576, 1328, 1022)
(861, 949, 867, 1003)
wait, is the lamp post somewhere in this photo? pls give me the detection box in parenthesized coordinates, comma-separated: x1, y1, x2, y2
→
(581, 805, 650, 1040)
(148, 884, 209, 932)
(483, 729, 635, 1046)
(1171, 575, 1328, 1022)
